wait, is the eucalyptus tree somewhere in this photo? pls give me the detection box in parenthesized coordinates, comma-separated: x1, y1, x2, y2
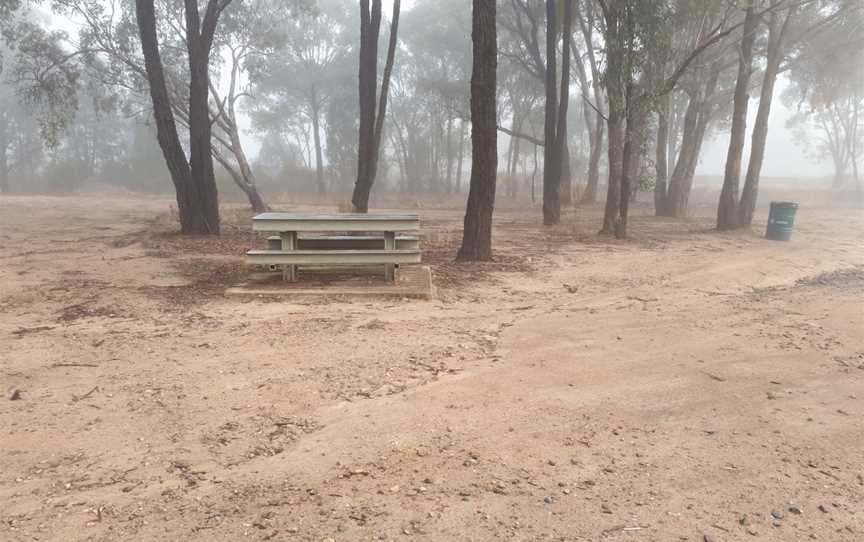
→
(597, 0, 745, 237)
(132, 0, 237, 234)
(784, 0, 863, 194)
(249, 0, 353, 196)
(655, 1, 739, 218)
(498, 0, 574, 224)
(398, 0, 471, 195)
(716, 1, 760, 231)
(737, 2, 798, 225)
(352, 0, 401, 212)
(571, 0, 605, 204)
(458, 0, 497, 261)
(52, 0, 273, 219)
(541, 0, 573, 224)
(0, 8, 80, 193)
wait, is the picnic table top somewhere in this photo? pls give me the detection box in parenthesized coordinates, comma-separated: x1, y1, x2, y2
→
(252, 212, 420, 232)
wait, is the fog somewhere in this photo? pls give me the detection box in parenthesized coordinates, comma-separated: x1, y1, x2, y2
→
(1, 0, 861, 210)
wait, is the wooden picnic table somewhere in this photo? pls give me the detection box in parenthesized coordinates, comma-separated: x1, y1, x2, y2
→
(247, 212, 421, 282)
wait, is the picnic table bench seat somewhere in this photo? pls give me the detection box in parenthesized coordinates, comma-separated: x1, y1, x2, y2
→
(247, 249, 422, 266)
(266, 235, 420, 251)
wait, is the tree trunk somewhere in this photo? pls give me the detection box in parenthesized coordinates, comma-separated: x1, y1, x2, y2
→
(602, 58, 625, 230)
(445, 109, 454, 193)
(505, 122, 515, 196)
(307, 95, 326, 196)
(575, 0, 604, 204)
(738, 8, 792, 226)
(654, 96, 670, 215)
(664, 67, 718, 218)
(224, 114, 267, 213)
(582, 108, 603, 204)
(0, 111, 8, 194)
(511, 120, 522, 197)
(455, 120, 465, 193)
(352, 0, 381, 212)
(223, 145, 267, 213)
(185, 0, 221, 233)
(458, 0, 497, 261)
(212, 148, 267, 213)
(717, 1, 758, 231)
(615, 89, 648, 239)
(371, 0, 399, 180)
(136, 0, 221, 234)
(531, 142, 539, 203)
(352, 0, 399, 212)
(542, 0, 560, 225)
(560, 135, 572, 206)
(852, 96, 861, 203)
(557, 0, 573, 208)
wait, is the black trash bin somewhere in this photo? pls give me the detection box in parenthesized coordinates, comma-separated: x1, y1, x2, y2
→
(765, 201, 798, 241)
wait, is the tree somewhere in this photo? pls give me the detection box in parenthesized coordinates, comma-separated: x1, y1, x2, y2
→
(499, 0, 576, 215)
(542, 0, 560, 225)
(737, 4, 796, 225)
(52, 0, 270, 215)
(250, 0, 353, 196)
(784, 0, 864, 195)
(352, 0, 400, 213)
(206, 0, 288, 212)
(0, 10, 80, 193)
(652, 2, 735, 218)
(660, 59, 722, 217)
(457, 0, 496, 261)
(717, 1, 759, 231)
(541, 0, 572, 225)
(135, 0, 232, 234)
(600, 0, 739, 237)
(572, 0, 605, 204)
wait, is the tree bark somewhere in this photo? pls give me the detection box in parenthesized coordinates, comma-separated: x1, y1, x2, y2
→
(654, 96, 670, 215)
(457, 0, 497, 261)
(352, 0, 381, 212)
(455, 120, 465, 193)
(352, 0, 400, 212)
(513, 130, 523, 197)
(738, 7, 793, 226)
(225, 110, 267, 213)
(0, 111, 8, 194)
(212, 148, 267, 212)
(717, 1, 758, 231)
(601, 3, 625, 234)
(664, 68, 718, 218)
(557, 0, 573, 208)
(575, 0, 604, 204)
(310, 95, 325, 195)
(445, 109, 454, 193)
(615, 87, 648, 238)
(582, 106, 603, 204)
(371, 0, 399, 182)
(136, 0, 223, 234)
(185, 0, 221, 232)
(542, 0, 560, 225)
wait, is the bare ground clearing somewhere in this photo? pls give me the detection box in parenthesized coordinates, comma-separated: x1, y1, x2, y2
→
(1, 194, 862, 541)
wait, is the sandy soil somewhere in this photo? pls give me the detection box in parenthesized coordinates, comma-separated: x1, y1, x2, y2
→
(1, 194, 862, 542)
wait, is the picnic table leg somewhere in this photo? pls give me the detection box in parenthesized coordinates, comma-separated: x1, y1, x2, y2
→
(384, 231, 396, 282)
(280, 231, 297, 282)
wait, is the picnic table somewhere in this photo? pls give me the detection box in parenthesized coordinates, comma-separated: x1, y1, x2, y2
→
(246, 212, 421, 282)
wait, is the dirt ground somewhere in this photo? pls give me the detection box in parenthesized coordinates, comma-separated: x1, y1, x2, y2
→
(1, 193, 862, 542)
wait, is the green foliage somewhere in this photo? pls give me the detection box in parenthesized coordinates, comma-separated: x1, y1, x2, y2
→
(2, 12, 79, 146)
